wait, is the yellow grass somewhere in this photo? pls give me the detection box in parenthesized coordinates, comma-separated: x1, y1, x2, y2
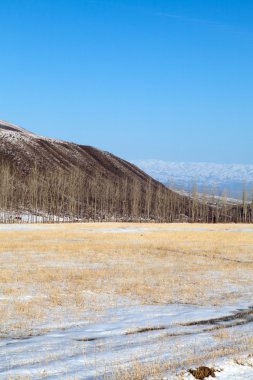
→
(0, 223, 253, 335)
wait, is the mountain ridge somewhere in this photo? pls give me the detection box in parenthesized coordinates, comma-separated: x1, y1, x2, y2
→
(0, 119, 189, 222)
(0, 120, 251, 222)
(0, 120, 153, 182)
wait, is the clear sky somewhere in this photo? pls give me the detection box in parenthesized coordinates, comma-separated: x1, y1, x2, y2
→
(1, 0, 253, 163)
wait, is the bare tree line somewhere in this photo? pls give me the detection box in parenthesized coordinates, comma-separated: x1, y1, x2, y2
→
(0, 160, 252, 223)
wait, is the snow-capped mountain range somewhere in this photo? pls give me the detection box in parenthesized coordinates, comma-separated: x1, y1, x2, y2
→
(133, 160, 253, 198)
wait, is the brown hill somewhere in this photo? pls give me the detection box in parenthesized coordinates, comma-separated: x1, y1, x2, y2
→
(0, 119, 249, 222)
(0, 119, 166, 185)
(0, 119, 189, 221)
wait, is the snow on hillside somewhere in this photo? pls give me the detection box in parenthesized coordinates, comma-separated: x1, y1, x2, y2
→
(0, 119, 35, 135)
(0, 119, 65, 143)
(133, 160, 253, 197)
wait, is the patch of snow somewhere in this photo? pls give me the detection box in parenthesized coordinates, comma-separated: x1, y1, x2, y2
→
(1, 302, 252, 379)
(81, 225, 253, 233)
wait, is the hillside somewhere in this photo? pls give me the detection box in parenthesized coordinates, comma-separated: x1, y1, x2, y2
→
(0, 120, 251, 223)
(0, 120, 154, 182)
(0, 119, 189, 222)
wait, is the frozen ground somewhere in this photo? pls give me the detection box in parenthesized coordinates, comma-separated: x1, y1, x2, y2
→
(1, 223, 253, 233)
(1, 303, 253, 379)
(1, 223, 253, 379)
(81, 224, 253, 233)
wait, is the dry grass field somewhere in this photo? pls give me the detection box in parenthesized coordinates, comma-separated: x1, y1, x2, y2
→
(1, 223, 253, 379)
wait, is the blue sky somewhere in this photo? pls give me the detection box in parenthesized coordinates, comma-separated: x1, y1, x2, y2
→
(0, 0, 253, 163)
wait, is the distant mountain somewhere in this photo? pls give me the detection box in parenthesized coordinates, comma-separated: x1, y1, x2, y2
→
(133, 160, 253, 199)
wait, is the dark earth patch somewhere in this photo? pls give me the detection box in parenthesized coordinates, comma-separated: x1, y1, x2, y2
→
(188, 366, 216, 379)
(125, 326, 166, 335)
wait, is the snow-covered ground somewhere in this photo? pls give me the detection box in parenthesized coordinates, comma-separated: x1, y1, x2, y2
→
(2, 223, 253, 233)
(81, 225, 253, 233)
(1, 303, 253, 379)
(1, 223, 253, 379)
(0, 210, 77, 224)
